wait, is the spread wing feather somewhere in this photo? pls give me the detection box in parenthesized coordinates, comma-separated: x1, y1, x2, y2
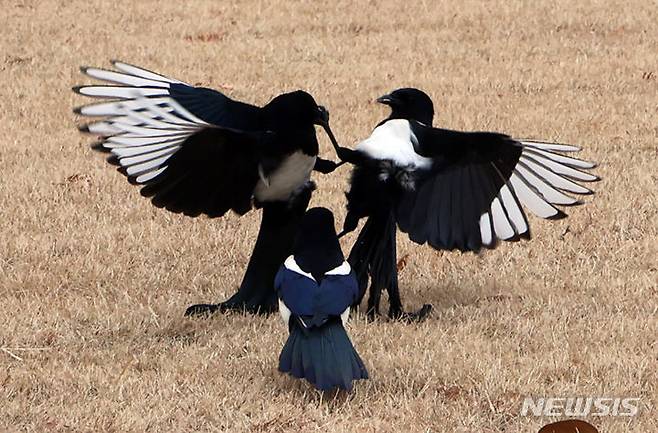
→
(394, 123, 598, 251)
(74, 61, 266, 218)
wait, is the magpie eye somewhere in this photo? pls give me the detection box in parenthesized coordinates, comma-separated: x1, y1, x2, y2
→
(317, 106, 329, 123)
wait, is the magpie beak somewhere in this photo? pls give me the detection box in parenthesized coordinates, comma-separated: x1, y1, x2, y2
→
(376, 94, 395, 105)
(315, 105, 341, 154)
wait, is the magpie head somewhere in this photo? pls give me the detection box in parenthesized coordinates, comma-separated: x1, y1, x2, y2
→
(264, 90, 338, 151)
(265, 90, 330, 129)
(293, 207, 344, 280)
(377, 88, 435, 126)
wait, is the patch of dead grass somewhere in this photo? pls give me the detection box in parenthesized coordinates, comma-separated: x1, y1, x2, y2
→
(0, 0, 656, 431)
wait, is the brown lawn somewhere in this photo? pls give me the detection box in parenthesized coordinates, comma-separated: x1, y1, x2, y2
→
(0, 0, 656, 431)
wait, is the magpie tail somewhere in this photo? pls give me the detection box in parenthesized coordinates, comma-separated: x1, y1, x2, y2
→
(279, 317, 368, 391)
(347, 211, 398, 311)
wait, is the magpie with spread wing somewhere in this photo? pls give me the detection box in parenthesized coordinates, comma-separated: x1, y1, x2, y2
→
(73, 61, 341, 315)
(336, 88, 598, 320)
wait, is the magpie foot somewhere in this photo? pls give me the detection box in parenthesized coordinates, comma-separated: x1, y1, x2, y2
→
(185, 300, 277, 317)
(184, 303, 219, 317)
(388, 304, 433, 323)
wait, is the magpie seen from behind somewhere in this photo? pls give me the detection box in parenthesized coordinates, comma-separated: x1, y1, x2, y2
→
(276, 207, 368, 391)
(73, 61, 341, 316)
(336, 88, 599, 321)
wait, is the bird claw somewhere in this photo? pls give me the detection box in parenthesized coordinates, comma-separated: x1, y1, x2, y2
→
(185, 299, 278, 317)
(388, 304, 433, 323)
(184, 303, 220, 317)
(341, 212, 359, 236)
(336, 146, 353, 162)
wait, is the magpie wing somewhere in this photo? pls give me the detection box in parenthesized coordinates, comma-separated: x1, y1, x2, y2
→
(74, 61, 266, 217)
(275, 263, 358, 318)
(396, 123, 598, 251)
(74, 60, 261, 133)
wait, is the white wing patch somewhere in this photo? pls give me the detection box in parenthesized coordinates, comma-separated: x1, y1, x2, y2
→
(479, 140, 597, 245)
(75, 61, 210, 184)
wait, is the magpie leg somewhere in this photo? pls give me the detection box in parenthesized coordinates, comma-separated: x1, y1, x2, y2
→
(385, 238, 433, 323)
(185, 185, 312, 318)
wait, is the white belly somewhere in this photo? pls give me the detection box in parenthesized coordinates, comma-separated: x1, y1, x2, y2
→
(254, 151, 316, 202)
(356, 118, 433, 169)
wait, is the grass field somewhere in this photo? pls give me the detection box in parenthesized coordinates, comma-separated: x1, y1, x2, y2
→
(1, 0, 656, 431)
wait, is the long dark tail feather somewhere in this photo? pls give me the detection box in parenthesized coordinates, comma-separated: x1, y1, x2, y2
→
(347, 211, 397, 306)
(279, 318, 368, 391)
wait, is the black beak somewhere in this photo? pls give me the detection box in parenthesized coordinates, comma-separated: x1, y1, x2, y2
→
(376, 94, 394, 105)
(315, 105, 341, 153)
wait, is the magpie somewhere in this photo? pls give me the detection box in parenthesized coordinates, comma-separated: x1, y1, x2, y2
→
(335, 88, 599, 320)
(276, 207, 368, 391)
(73, 61, 342, 316)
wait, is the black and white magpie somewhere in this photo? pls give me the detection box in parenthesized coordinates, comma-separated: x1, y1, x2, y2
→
(276, 207, 368, 391)
(336, 88, 599, 320)
(73, 61, 341, 315)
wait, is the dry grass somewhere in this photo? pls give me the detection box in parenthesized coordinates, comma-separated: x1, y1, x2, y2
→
(1, 0, 656, 431)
